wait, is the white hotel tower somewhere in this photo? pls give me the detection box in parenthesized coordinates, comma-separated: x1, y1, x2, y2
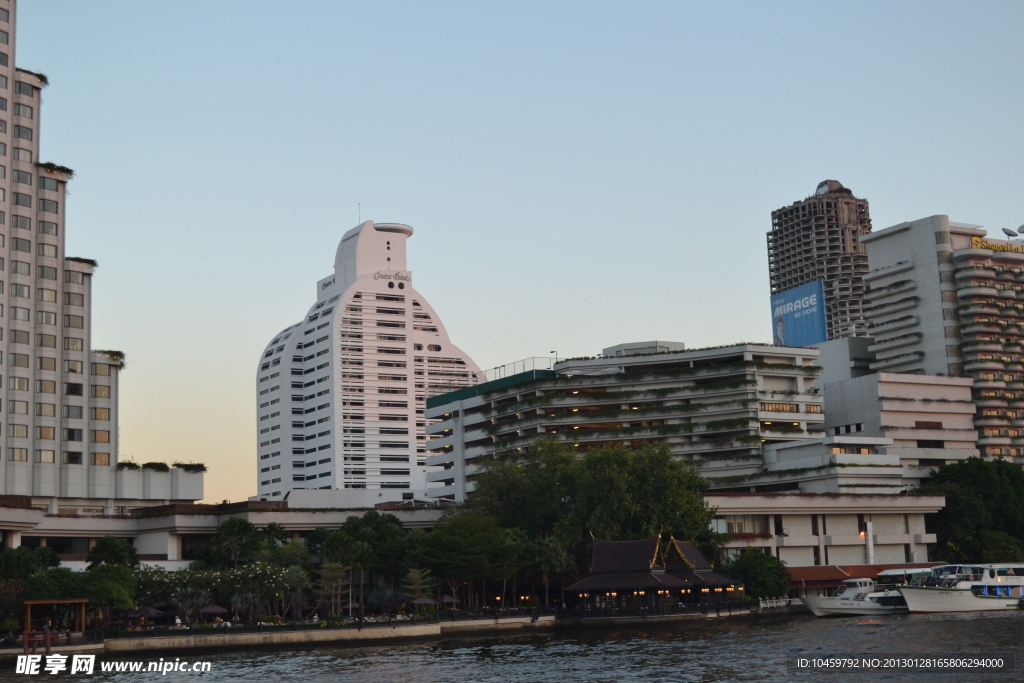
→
(0, 0, 123, 500)
(256, 221, 481, 503)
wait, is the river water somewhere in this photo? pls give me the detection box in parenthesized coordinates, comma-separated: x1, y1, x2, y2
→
(49, 612, 1024, 682)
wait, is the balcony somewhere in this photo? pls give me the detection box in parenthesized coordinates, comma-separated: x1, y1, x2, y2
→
(964, 359, 1004, 372)
(958, 286, 1000, 299)
(955, 266, 996, 280)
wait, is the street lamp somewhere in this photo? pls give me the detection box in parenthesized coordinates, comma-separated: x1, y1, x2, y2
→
(550, 350, 558, 367)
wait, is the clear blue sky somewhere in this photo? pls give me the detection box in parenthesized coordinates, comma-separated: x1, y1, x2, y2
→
(17, 0, 1024, 502)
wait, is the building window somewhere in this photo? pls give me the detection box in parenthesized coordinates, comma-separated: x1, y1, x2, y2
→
(92, 453, 110, 466)
(8, 401, 27, 414)
(37, 311, 56, 325)
(915, 421, 943, 430)
(14, 82, 32, 96)
(65, 271, 84, 284)
(14, 103, 31, 119)
(37, 244, 57, 258)
(64, 337, 83, 351)
(64, 383, 84, 396)
(12, 260, 29, 275)
(8, 448, 26, 461)
(91, 430, 110, 444)
(38, 266, 57, 280)
(39, 177, 58, 191)
(65, 360, 83, 374)
(12, 239, 29, 254)
(92, 385, 110, 399)
(36, 403, 55, 417)
(12, 193, 29, 207)
(62, 406, 83, 419)
(63, 315, 83, 329)
(37, 357, 55, 371)
(11, 331, 28, 345)
(9, 378, 27, 391)
(35, 380, 55, 394)
(64, 292, 83, 306)
(63, 452, 82, 465)
(917, 440, 945, 449)
(91, 363, 111, 376)
(13, 170, 29, 184)
(14, 215, 28, 230)
(63, 428, 83, 442)
(35, 426, 54, 440)
(13, 125, 31, 140)
(11, 284, 28, 298)
(39, 221, 57, 236)
(9, 353, 28, 368)
(12, 147, 29, 162)
(10, 307, 28, 321)
(39, 199, 57, 214)
(91, 407, 110, 421)
(37, 334, 56, 348)
(37, 288, 56, 302)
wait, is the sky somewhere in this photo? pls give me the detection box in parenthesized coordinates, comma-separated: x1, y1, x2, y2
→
(15, 0, 1024, 503)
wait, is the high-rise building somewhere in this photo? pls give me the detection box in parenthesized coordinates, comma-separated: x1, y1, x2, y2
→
(768, 180, 872, 340)
(256, 220, 481, 503)
(0, 0, 125, 499)
(861, 215, 1024, 461)
(425, 342, 824, 501)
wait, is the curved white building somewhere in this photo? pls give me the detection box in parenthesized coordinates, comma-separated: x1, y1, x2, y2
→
(255, 221, 481, 503)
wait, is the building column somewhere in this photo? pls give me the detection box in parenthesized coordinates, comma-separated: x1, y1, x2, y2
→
(5, 531, 21, 549)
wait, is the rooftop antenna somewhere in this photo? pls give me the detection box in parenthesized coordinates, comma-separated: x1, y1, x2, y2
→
(1002, 227, 1018, 238)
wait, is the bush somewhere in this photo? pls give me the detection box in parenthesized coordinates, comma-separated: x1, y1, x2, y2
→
(172, 462, 207, 473)
(142, 462, 170, 472)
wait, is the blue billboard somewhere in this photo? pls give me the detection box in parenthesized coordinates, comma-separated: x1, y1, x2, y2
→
(770, 280, 827, 347)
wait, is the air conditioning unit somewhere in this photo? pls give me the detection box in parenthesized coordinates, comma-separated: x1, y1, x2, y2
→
(781, 528, 791, 537)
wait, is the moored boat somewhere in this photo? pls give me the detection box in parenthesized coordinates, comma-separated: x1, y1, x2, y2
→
(802, 578, 908, 617)
(898, 564, 1024, 614)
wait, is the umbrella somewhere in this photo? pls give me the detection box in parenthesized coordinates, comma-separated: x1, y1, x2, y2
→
(342, 601, 362, 609)
(137, 606, 165, 618)
(411, 597, 437, 605)
(198, 604, 229, 615)
(439, 596, 460, 604)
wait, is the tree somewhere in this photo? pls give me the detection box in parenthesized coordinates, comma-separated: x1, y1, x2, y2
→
(981, 531, 1024, 563)
(0, 546, 58, 580)
(0, 580, 25, 627)
(719, 549, 790, 600)
(82, 565, 136, 623)
(261, 523, 289, 548)
(216, 517, 261, 569)
(316, 563, 351, 617)
(525, 536, 573, 607)
(415, 512, 506, 604)
(346, 541, 375, 616)
(87, 537, 139, 570)
(265, 541, 311, 568)
(402, 568, 435, 608)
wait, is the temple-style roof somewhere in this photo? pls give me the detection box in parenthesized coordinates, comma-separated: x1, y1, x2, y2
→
(590, 538, 660, 573)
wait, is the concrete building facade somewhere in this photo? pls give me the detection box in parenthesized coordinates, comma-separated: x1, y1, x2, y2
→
(0, 0, 130, 502)
(768, 180, 872, 340)
(861, 216, 1024, 460)
(256, 221, 481, 503)
(425, 342, 824, 501)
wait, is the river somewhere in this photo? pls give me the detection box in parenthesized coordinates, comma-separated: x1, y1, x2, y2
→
(57, 612, 1024, 682)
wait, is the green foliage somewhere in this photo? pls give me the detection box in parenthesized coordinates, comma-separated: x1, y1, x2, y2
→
(917, 458, 1024, 562)
(87, 537, 139, 570)
(216, 517, 261, 569)
(0, 546, 59, 580)
(116, 461, 141, 471)
(981, 531, 1024, 563)
(133, 566, 174, 607)
(37, 161, 75, 178)
(0, 580, 25, 626)
(142, 462, 170, 472)
(467, 438, 716, 565)
(414, 512, 509, 596)
(402, 568, 434, 599)
(83, 565, 136, 613)
(172, 462, 207, 473)
(719, 550, 790, 599)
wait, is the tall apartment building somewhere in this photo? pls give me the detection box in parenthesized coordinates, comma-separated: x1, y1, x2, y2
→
(861, 215, 1024, 460)
(0, 0, 125, 501)
(768, 180, 872, 340)
(255, 220, 481, 503)
(425, 342, 824, 501)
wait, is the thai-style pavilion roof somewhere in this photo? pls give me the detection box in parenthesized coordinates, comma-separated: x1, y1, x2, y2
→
(590, 538, 661, 573)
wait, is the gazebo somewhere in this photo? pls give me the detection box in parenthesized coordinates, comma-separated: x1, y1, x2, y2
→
(23, 598, 89, 633)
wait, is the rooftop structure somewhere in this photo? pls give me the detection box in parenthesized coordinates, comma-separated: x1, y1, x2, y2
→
(768, 180, 872, 340)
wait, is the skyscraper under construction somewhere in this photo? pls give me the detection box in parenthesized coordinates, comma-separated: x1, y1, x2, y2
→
(767, 180, 872, 340)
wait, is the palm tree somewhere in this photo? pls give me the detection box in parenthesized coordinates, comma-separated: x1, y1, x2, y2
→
(346, 541, 375, 617)
(529, 536, 574, 607)
(261, 522, 289, 548)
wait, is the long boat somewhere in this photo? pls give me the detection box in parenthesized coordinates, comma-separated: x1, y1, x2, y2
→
(898, 564, 1024, 614)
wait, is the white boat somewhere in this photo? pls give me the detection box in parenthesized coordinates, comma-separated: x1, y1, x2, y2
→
(802, 578, 908, 617)
(898, 564, 1024, 614)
